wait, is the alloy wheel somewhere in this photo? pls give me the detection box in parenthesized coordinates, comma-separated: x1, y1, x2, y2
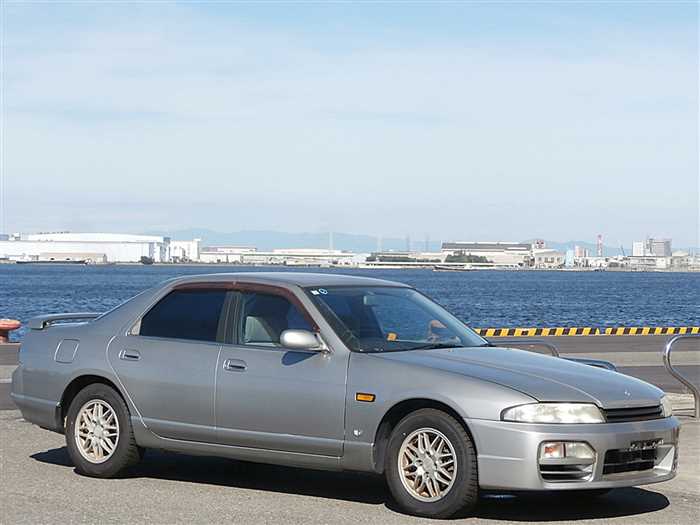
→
(74, 399, 120, 464)
(398, 427, 457, 502)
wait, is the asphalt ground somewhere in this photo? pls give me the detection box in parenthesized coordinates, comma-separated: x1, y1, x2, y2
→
(1, 338, 699, 524)
(1, 410, 698, 524)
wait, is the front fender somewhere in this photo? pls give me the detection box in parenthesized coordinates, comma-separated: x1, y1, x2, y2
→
(343, 352, 536, 468)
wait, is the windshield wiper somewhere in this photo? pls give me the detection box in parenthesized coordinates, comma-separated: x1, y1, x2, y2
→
(359, 342, 460, 353)
(408, 342, 462, 351)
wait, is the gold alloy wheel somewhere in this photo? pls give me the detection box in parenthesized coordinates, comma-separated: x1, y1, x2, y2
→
(398, 427, 457, 502)
(74, 399, 120, 464)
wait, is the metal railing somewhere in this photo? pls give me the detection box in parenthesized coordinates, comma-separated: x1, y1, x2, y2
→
(492, 339, 560, 358)
(663, 334, 700, 419)
(492, 339, 619, 371)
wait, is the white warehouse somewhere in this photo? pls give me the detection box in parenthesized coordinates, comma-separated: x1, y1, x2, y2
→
(0, 232, 187, 263)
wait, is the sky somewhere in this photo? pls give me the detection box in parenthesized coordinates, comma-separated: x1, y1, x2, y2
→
(1, 1, 698, 248)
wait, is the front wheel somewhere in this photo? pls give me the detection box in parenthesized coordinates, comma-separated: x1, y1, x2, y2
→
(385, 408, 478, 518)
(65, 383, 142, 477)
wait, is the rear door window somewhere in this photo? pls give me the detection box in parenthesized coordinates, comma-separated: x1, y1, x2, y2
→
(139, 289, 227, 342)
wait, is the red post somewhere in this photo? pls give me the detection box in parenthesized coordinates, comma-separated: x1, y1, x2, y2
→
(0, 319, 21, 343)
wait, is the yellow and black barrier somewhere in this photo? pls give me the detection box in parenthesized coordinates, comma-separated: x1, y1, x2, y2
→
(474, 327, 700, 337)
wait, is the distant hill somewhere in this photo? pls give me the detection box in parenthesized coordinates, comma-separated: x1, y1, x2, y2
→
(146, 229, 624, 255)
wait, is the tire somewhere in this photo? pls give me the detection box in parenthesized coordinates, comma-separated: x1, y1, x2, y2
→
(385, 408, 478, 519)
(65, 383, 142, 477)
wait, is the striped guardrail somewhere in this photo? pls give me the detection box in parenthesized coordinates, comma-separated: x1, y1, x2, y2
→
(474, 327, 700, 337)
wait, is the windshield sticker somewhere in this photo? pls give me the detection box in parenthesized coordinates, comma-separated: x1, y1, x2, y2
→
(318, 288, 328, 295)
(310, 290, 320, 295)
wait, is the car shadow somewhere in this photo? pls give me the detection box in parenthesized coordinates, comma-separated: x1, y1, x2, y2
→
(31, 447, 670, 520)
(31, 447, 386, 505)
(473, 489, 670, 521)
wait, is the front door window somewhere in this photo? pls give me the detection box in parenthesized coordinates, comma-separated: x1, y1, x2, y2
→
(238, 292, 313, 347)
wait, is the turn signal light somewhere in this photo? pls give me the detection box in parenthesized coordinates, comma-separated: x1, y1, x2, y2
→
(356, 393, 376, 402)
(541, 442, 565, 459)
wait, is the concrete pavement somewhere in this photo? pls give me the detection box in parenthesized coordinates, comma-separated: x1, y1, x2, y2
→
(1, 410, 698, 524)
(1, 337, 699, 524)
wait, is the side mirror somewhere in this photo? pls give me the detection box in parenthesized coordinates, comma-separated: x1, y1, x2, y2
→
(280, 329, 324, 351)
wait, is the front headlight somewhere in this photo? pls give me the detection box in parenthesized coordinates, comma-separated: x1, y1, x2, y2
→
(501, 403, 605, 424)
(661, 395, 673, 417)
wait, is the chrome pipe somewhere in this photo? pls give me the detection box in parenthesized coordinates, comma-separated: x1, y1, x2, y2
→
(491, 338, 560, 358)
(663, 334, 699, 419)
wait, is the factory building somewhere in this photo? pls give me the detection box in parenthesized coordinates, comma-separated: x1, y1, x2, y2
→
(532, 248, 566, 269)
(632, 238, 672, 257)
(197, 246, 355, 266)
(441, 241, 533, 267)
(0, 232, 186, 263)
(170, 239, 201, 262)
(199, 246, 258, 264)
(242, 248, 355, 266)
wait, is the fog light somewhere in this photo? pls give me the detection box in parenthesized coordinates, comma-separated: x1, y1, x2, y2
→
(540, 441, 595, 460)
(566, 442, 595, 460)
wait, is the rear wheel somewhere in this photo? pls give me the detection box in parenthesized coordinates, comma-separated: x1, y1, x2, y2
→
(65, 383, 142, 477)
(385, 408, 478, 518)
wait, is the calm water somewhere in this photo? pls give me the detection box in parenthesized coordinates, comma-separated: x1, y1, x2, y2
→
(1, 265, 698, 341)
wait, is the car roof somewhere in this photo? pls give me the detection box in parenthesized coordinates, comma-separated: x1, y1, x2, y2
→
(166, 272, 410, 289)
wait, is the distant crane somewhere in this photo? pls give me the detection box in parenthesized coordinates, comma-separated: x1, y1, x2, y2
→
(619, 242, 626, 257)
(596, 234, 603, 257)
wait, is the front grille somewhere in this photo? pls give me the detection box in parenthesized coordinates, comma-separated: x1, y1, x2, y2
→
(539, 462, 594, 482)
(603, 448, 657, 475)
(603, 405, 663, 423)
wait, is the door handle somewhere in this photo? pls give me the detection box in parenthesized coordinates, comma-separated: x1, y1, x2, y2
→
(223, 358, 247, 372)
(120, 349, 141, 361)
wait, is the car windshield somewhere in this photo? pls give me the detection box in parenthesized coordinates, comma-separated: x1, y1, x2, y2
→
(305, 286, 487, 352)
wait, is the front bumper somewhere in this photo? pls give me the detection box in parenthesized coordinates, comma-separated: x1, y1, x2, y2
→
(468, 416, 680, 491)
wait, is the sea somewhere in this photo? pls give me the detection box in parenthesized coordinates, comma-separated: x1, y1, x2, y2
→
(1, 264, 698, 341)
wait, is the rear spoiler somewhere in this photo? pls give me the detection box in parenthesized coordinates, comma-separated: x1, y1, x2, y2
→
(28, 312, 102, 330)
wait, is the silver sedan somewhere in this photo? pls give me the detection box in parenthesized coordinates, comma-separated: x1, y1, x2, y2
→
(11, 273, 679, 518)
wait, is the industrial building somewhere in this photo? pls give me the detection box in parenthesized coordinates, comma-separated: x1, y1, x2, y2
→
(0, 232, 183, 263)
(441, 241, 533, 267)
(241, 248, 355, 266)
(632, 238, 672, 257)
(361, 251, 443, 268)
(1, 231, 693, 271)
(532, 248, 566, 269)
(199, 246, 258, 264)
(170, 239, 202, 262)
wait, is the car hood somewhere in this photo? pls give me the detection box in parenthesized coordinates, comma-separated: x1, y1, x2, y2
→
(373, 346, 663, 409)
